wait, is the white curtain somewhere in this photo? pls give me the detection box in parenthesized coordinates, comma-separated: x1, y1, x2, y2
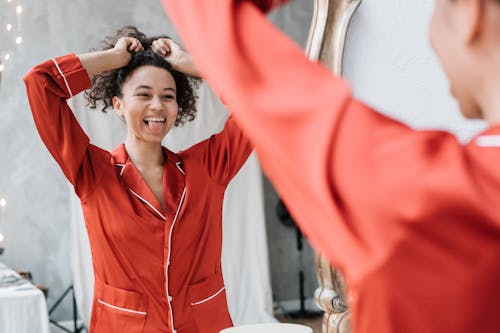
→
(68, 82, 276, 327)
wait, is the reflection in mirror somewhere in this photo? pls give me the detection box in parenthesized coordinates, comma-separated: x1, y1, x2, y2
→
(0, 2, 272, 331)
(22, 25, 255, 333)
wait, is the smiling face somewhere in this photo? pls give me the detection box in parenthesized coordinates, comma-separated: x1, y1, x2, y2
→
(113, 65, 178, 145)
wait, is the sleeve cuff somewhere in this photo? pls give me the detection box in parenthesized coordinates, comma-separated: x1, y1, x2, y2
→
(51, 53, 92, 98)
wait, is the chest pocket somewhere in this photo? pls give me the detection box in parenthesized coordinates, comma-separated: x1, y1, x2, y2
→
(188, 271, 233, 333)
(91, 281, 147, 333)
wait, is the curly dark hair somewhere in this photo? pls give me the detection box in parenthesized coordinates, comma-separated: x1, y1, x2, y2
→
(84, 26, 200, 126)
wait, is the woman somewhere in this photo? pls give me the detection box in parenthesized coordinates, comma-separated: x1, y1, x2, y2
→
(24, 26, 252, 333)
(162, 1, 500, 333)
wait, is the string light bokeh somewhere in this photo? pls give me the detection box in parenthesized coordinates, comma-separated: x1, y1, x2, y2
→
(0, 198, 6, 248)
(0, 0, 20, 255)
(0, 0, 23, 251)
(0, 0, 24, 84)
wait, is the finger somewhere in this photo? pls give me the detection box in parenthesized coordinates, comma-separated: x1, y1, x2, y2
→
(167, 39, 180, 52)
(132, 40, 143, 52)
(125, 38, 139, 52)
(133, 40, 140, 52)
(126, 38, 136, 52)
(158, 39, 171, 53)
(157, 42, 169, 56)
(152, 41, 164, 56)
(153, 40, 163, 53)
(136, 41, 144, 52)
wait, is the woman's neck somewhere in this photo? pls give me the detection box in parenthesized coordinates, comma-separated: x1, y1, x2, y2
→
(480, 77, 500, 126)
(473, 48, 500, 126)
(124, 138, 164, 169)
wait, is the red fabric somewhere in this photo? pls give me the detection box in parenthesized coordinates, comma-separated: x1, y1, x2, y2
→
(162, 1, 500, 332)
(24, 54, 253, 333)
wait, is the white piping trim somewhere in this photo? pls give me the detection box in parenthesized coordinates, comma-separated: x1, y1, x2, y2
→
(128, 189, 166, 221)
(190, 287, 226, 306)
(475, 135, 500, 147)
(165, 187, 186, 333)
(98, 299, 146, 316)
(115, 164, 126, 176)
(176, 162, 185, 175)
(51, 58, 74, 97)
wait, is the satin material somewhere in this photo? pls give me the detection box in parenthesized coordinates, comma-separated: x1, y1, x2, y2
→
(24, 54, 253, 333)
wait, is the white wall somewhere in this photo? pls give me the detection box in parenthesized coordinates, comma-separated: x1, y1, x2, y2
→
(343, 0, 485, 138)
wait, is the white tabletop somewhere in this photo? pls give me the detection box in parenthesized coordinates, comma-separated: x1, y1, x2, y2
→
(0, 262, 50, 333)
(221, 323, 313, 333)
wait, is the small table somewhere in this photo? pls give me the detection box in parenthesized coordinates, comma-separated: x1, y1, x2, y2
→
(0, 262, 50, 333)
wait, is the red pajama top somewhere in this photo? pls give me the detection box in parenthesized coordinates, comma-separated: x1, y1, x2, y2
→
(24, 54, 253, 333)
(162, 1, 500, 332)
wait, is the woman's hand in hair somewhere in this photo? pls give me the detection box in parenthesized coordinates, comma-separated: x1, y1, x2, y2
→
(113, 37, 144, 66)
(152, 38, 201, 77)
(78, 37, 144, 76)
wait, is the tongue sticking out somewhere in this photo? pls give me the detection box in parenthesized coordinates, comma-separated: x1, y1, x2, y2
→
(147, 121, 164, 134)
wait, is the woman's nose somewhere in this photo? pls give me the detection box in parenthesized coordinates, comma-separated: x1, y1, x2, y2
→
(150, 95, 164, 110)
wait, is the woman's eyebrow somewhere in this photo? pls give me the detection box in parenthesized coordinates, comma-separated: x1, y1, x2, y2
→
(133, 86, 176, 92)
(134, 85, 152, 90)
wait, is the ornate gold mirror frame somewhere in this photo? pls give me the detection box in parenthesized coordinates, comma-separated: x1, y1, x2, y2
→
(305, 1, 362, 333)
